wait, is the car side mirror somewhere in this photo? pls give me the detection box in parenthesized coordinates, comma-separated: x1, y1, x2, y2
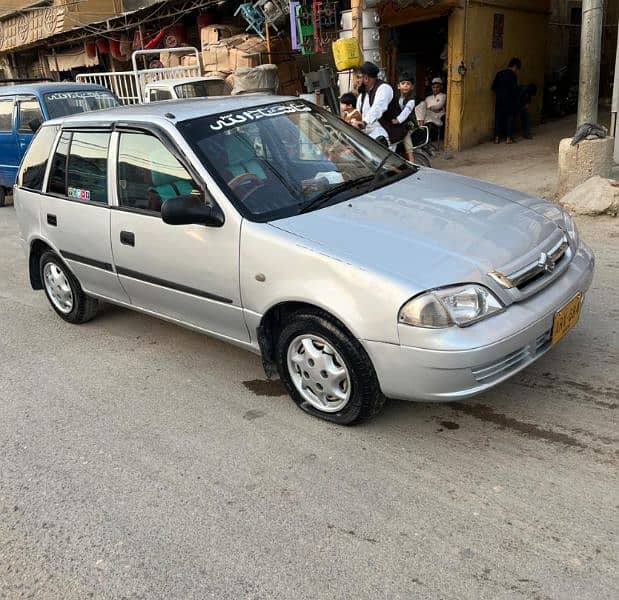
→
(161, 193, 224, 227)
(28, 117, 42, 133)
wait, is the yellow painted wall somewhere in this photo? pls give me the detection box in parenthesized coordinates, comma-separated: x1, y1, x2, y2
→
(457, 1, 550, 149)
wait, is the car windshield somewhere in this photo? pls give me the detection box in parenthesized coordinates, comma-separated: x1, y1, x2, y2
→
(174, 80, 225, 98)
(44, 90, 119, 119)
(177, 100, 415, 221)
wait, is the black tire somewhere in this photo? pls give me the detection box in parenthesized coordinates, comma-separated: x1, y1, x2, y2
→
(0, 188, 5, 207)
(413, 150, 431, 167)
(39, 250, 100, 324)
(275, 309, 385, 425)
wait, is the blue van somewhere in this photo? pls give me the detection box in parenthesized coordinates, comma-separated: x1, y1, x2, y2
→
(0, 82, 119, 206)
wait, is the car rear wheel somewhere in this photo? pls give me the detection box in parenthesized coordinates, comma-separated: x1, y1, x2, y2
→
(39, 251, 100, 324)
(276, 309, 385, 424)
(0, 188, 6, 207)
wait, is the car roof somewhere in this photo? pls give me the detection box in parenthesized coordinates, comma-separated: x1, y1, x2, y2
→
(45, 94, 297, 127)
(146, 76, 226, 87)
(0, 82, 113, 97)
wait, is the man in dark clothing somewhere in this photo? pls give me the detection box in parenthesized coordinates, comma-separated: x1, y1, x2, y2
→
(492, 57, 521, 144)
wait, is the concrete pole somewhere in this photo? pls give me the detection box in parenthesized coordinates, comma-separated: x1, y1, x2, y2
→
(611, 18, 619, 163)
(351, 0, 363, 50)
(577, 0, 604, 126)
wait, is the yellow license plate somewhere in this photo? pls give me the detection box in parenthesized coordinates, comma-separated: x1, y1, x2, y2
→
(551, 293, 582, 345)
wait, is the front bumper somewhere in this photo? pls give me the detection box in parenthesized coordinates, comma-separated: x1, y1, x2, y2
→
(362, 243, 595, 402)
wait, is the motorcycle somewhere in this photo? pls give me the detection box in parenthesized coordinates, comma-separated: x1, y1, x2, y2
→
(543, 66, 578, 120)
(409, 125, 434, 167)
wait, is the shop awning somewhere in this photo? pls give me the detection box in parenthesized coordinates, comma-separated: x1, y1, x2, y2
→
(47, 48, 99, 72)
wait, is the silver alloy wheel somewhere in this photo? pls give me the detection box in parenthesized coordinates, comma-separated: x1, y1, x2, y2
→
(43, 262, 74, 314)
(286, 334, 351, 413)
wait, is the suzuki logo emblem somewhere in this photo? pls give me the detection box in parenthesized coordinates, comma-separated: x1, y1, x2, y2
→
(538, 252, 555, 272)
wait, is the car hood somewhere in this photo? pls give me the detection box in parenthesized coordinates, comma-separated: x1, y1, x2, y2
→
(269, 169, 561, 292)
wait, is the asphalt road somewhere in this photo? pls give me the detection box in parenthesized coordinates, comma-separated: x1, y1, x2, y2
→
(0, 206, 617, 600)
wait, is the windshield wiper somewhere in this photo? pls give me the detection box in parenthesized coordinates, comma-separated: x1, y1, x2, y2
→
(298, 175, 375, 215)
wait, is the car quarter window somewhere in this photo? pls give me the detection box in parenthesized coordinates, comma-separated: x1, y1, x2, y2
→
(117, 131, 200, 213)
(66, 132, 111, 203)
(17, 99, 44, 133)
(0, 98, 13, 131)
(17, 126, 58, 191)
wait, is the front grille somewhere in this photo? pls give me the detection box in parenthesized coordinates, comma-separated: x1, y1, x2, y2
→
(510, 236, 569, 290)
(472, 329, 552, 384)
(488, 235, 570, 293)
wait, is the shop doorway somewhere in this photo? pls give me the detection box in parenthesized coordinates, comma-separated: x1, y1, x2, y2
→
(386, 17, 448, 139)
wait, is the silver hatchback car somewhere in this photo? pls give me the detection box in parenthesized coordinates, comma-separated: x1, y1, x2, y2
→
(14, 96, 594, 424)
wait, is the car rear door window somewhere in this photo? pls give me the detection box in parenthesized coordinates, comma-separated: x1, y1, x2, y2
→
(0, 98, 13, 130)
(66, 132, 110, 203)
(47, 131, 71, 196)
(17, 125, 58, 191)
(117, 132, 199, 212)
(17, 99, 44, 133)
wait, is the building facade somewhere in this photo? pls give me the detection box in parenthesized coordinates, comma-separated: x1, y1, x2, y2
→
(1, 1, 612, 151)
(373, 0, 551, 150)
(547, 0, 618, 102)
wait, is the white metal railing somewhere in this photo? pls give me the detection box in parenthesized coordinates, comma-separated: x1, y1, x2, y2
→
(76, 47, 202, 104)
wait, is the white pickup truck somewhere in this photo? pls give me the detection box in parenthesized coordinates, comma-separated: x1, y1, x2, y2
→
(144, 76, 227, 102)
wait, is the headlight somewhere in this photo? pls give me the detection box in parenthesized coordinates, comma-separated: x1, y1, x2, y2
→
(399, 284, 504, 328)
(561, 211, 579, 248)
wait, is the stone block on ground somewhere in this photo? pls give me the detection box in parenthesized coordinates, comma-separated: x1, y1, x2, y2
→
(556, 137, 614, 198)
(559, 175, 619, 216)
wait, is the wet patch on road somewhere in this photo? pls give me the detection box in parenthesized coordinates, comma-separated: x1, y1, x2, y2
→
(243, 409, 266, 421)
(327, 523, 377, 544)
(242, 379, 286, 397)
(449, 402, 588, 450)
(438, 420, 460, 430)
(510, 376, 619, 409)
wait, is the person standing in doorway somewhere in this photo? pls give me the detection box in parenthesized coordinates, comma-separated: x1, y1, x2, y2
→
(353, 61, 407, 150)
(492, 57, 522, 144)
(424, 77, 447, 140)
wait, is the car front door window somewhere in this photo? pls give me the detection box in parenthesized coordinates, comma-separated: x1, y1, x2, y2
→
(117, 132, 200, 213)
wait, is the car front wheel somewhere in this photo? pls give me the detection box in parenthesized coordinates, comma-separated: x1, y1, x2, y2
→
(39, 251, 100, 324)
(276, 309, 385, 424)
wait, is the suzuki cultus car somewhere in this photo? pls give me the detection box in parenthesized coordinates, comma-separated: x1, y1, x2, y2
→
(14, 97, 594, 424)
